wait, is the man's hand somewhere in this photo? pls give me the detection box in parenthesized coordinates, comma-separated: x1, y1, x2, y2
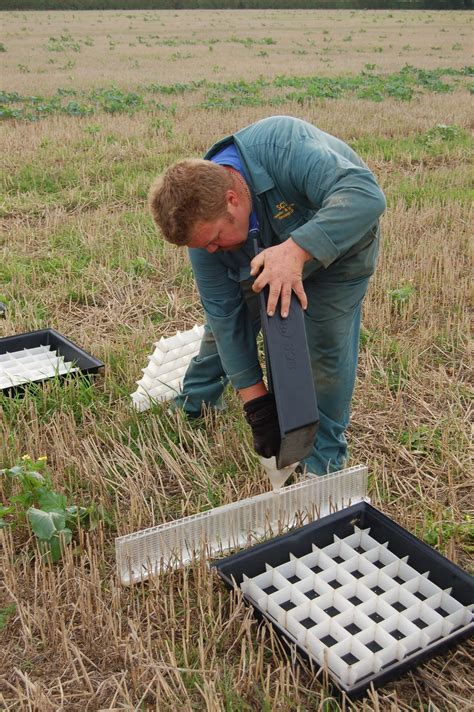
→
(243, 393, 280, 459)
(250, 238, 311, 318)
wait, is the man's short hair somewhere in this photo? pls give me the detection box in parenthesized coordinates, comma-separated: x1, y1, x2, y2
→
(149, 159, 234, 246)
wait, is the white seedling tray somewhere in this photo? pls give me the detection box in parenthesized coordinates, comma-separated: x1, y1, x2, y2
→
(131, 324, 204, 411)
(0, 345, 78, 389)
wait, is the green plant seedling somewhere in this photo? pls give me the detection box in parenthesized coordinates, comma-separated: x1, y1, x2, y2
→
(423, 511, 473, 555)
(1, 455, 107, 562)
(387, 284, 415, 306)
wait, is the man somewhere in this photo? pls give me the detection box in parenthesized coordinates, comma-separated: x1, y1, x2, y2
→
(149, 115, 386, 475)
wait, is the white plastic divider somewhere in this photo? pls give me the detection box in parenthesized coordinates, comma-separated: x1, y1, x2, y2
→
(130, 324, 205, 412)
(317, 565, 354, 591)
(0, 345, 78, 388)
(338, 580, 375, 608)
(238, 520, 474, 689)
(115, 464, 368, 585)
(266, 585, 308, 626)
(340, 553, 377, 581)
(295, 573, 333, 600)
(328, 635, 377, 687)
(297, 545, 334, 574)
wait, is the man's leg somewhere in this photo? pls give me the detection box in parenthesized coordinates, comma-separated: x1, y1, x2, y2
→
(301, 276, 368, 474)
(175, 281, 261, 417)
(174, 324, 228, 417)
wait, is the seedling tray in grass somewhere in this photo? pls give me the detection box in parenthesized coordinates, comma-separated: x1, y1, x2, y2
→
(0, 328, 104, 393)
(214, 502, 473, 698)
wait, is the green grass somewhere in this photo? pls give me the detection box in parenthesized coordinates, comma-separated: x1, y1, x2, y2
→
(0, 374, 105, 429)
(2, 123, 471, 220)
(352, 123, 472, 163)
(390, 165, 473, 206)
(0, 604, 16, 631)
(1, 145, 162, 216)
(421, 510, 474, 557)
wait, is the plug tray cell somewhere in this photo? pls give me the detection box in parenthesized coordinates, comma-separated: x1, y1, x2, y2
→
(214, 502, 473, 698)
(259, 287, 319, 469)
(0, 328, 104, 392)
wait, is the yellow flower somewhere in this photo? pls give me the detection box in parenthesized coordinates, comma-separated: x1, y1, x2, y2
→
(38, 456, 48, 462)
(21, 454, 31, 461)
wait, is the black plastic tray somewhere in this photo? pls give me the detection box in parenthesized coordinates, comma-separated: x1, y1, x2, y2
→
(258, 283, 319, 469)
(214, 502, 473, 698)
(0, 328, 104, 393)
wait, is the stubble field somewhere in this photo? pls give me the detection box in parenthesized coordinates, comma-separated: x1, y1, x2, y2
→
(1, 8, 473, 711)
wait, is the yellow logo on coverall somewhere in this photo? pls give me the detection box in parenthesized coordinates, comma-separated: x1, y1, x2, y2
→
(274, 201, 295, 219)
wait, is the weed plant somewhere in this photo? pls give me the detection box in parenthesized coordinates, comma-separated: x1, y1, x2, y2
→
(1, 455, 106, 561)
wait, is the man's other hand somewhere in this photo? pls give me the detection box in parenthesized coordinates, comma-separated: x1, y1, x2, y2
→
(250, 238, 311, 318)
(243, 393, 280, 459)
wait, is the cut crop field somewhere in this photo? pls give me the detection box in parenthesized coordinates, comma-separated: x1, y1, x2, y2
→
(1, 8, 473, 711)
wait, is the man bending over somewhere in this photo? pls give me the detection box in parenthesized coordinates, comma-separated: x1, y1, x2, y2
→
(149, 115, 386, 475)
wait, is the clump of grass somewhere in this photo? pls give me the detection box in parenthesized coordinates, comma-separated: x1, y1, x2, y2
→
(45, 32, 81, 53)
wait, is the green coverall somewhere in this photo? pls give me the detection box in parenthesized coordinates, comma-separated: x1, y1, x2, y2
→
(175, 116, 386, 474)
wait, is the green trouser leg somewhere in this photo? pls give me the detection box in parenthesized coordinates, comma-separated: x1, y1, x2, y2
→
(175, 281, 260, 417)
(301, 235, 379, 475)
(300, 274, 368, 475)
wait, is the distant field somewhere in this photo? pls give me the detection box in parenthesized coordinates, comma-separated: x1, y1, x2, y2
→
(1, 9, 473, 712)
(1, 8, 473, 92)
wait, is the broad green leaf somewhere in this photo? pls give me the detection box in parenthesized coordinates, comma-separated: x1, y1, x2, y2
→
(11, 492, 35, 508)
(0, 505, 13, 529)
(24, 470, 45, 484)
(39, 529, 72, 562)
(48, 537, 62, 562)
(8, 466, 23, 475)
(38, 490, 67, 512)
(69, 505, 89, 520)
(387, 284, 414, 304)
(27, 507, 66, 540)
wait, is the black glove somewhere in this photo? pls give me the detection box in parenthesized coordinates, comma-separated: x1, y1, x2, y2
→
(243, 393, 281, 459)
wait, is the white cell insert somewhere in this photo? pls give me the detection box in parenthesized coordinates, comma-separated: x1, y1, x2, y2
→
(0, 345, 78, 389)
(239, 525, 474, 690)
(116, 465, 369, 584)
(130, 324, 205, 412)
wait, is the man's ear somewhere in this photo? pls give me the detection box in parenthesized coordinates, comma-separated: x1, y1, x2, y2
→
(226, 188, 239, 208)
